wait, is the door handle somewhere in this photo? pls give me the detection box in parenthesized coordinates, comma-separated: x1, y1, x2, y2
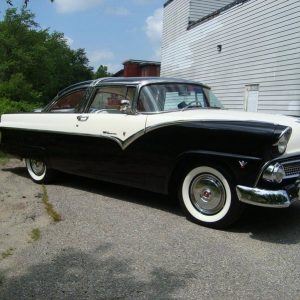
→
(103, 131, 117, 135)
(77, 115, 89, 122)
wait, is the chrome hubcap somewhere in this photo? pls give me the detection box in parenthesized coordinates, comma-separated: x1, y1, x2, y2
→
(30, 160, 45, 176)
(190, 174, 226, 215)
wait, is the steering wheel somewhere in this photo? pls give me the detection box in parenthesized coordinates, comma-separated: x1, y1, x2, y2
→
(180, 100, 202, 111)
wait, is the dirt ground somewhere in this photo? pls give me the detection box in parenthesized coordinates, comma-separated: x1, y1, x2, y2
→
(0, 159, 51, 271)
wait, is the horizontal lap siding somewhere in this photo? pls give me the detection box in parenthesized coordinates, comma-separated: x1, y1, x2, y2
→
(162, 0, 190, 49)
(161, 0, 300, 116)
(189, 0, 233, 22)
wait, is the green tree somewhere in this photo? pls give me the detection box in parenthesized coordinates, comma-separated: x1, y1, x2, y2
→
(0, 8, 93, 113)
(94, 65, 113, 79)
(6, 0, 54, 7)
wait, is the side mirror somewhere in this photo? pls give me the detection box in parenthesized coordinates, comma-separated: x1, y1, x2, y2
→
(120, 99, 132, 113)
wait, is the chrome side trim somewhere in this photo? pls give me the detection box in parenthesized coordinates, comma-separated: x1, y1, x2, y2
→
(236, 185, 293, 208)
(145, 118, 280, 135)
(145, 120, 189, 133)
(179, 150, 261, 161)
(122, 129, 146, 150)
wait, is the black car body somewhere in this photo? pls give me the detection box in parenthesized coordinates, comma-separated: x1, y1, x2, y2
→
(0, 77, 299, 228)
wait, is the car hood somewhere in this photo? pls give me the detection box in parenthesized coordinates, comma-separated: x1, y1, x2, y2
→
(146, 109, 300, 156)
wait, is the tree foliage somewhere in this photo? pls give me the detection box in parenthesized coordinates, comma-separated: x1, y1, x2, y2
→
(6, 0, 54, 7)
(0, 8, 93, 113)
(94, 65, 113, 79)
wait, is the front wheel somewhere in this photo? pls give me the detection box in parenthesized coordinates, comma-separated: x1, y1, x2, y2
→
(179, 165, 244, 229)
(25, 158, 54, 184)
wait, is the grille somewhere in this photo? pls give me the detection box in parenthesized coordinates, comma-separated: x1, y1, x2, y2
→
(283, 161, 300, 178)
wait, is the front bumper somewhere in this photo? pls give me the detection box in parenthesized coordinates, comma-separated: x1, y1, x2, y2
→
(236, 182, 300, 208)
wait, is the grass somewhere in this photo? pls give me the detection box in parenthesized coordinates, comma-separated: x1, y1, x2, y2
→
(42, 185, 62, 222)
(1, 248, 14, 260)
(0, 151, 9, 165)
(30, 228, 41, 241)
(0, 272, 5, 286)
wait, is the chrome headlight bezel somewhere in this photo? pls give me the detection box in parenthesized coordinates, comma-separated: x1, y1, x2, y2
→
(273, 127, 292, 155)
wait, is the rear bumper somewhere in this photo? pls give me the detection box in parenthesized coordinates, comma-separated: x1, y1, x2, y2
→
(236, 183, 300, 208)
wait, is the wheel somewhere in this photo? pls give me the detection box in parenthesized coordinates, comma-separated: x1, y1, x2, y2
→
(25, 158, 54, 184)
(178, 165, 244, 229)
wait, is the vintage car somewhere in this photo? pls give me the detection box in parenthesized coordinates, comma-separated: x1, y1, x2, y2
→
(0, 77, 299, 228)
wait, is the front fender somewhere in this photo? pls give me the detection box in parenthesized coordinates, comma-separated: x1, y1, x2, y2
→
(168, 150, 264, 189)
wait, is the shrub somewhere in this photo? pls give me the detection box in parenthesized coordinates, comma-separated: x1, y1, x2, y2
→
(0, 73, 42, 103)
(0, 98, 42, 114)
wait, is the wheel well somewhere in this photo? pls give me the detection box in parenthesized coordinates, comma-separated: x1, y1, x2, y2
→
(168, 155, 236, 195)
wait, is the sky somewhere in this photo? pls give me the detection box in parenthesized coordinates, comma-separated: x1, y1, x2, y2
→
(0, 0, 164, 74)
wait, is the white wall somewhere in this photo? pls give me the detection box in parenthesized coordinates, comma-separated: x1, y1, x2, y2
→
(161, 0, 300, 116)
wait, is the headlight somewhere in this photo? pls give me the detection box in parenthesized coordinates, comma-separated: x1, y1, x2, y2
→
(277, 134, 288, 154)
(262, 163, 286, 183)
(273, 127, 292, 155)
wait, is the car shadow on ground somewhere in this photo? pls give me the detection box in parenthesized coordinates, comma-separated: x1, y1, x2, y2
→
(232, 203, 300, 244)
(0, 243, 194, 299)
(59, 172, 184, 217)
(3, 165, 300, 245)
(2, 166, 183, 217)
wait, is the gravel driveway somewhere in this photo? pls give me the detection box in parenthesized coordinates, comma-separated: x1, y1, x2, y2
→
(0, 159, 300, 299)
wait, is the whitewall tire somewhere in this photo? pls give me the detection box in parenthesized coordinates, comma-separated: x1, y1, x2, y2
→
(25, 158, 54, 184)
(179, 165, 244, 228)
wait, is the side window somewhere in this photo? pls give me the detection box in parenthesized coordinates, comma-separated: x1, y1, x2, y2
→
(126, 86, 136, 102)
(137, 87, 160, 112)
(89, 86, 135, 113)
(137, 84, 207, 112)
(50, 90, 86, 113)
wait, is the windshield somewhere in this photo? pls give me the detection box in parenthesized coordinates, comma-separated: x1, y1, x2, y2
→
(137, 83, 223, 112)
(203, 88, 224, 109)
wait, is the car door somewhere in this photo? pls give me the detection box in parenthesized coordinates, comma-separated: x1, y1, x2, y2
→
(43, 87, 90, 173)
(72, 85, 148, 186)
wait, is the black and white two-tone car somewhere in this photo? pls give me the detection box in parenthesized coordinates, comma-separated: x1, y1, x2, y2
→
(0, 77, 300, 228)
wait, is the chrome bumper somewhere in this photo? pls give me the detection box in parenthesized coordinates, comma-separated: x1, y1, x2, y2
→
(236, 185, 300, 208)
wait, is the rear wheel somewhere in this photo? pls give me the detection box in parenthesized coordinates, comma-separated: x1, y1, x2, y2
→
(178, 165, 244, 229)
(25, 158, 54, 184)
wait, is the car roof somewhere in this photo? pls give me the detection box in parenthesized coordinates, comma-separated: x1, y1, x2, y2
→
(57, 80, 94, 97)
(97, 77, 210, 88)
(57, 77, 210, 96)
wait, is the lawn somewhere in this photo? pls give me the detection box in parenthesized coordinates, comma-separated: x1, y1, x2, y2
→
(0, 151, 9, 165)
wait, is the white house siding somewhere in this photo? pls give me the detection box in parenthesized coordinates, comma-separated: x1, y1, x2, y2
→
(162, 0, 190, 50)
(161, 0, 300, 116)
(189, 0, 233, 22)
